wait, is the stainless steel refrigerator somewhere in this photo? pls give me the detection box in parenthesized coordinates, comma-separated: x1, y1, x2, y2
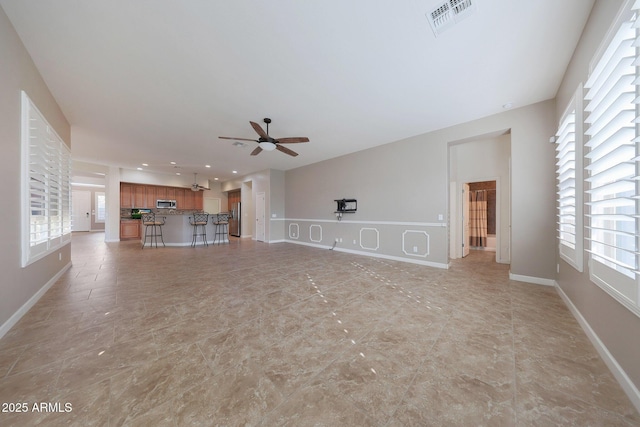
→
(230, 202, 241, 237)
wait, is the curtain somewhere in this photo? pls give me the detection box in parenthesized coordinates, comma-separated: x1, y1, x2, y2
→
(469, 190, 488, 247)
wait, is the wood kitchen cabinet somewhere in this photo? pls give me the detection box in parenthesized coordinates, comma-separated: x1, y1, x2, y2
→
(165, 187, 176, 200)
(183, 189, 195, 210)
(156, 186, 167, 200)
(134, 185, 146, 208)
(120, 182, 204, 211)
(146, 186, 157, 208)
(175, 188, 185, 209)
(120, 184, 134, 208)
(120, 219, 141, 239)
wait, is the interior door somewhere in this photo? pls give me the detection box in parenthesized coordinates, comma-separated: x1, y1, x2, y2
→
(72, 190, 92, 232)
(462, 183, 470, 257)
(256, 192, 265, 242)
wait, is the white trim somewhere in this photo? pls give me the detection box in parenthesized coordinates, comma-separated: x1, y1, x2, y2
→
(555, 284, 640, 413)
(288, 223, 299, 240)
(509, 272, 556, 287)
(402, 230, 430, 257)
(285, 218, 446, 227)
(269, 239, 286, 243)
(0, 261, 72, 339)
(284, 239, 449, 269)
(309, 224, 323, 242)
(359, 227, 379, 251)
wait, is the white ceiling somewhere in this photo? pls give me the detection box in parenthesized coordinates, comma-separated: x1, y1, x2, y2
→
(1, 0, 595, 181)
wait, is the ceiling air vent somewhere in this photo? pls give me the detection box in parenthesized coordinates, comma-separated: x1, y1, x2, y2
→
(426, 0, 477, 37)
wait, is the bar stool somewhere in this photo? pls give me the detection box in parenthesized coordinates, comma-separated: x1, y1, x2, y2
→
(213, 213, 229, 245)
(142, 213, 165, 248)
(190, 213, 209, 247)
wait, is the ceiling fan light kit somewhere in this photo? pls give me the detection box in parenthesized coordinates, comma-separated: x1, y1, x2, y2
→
(219, 118, 309, 157)
(259, 141, 277, 151)
(190, 173, 210, 192)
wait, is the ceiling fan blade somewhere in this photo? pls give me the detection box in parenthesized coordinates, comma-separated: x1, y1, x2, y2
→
(250, 121, 269, 139)
(276, 137, 309, 144)
(250, 146, 263, 156)
(276, 144, 298, 157)
(219, 136, 258, 142)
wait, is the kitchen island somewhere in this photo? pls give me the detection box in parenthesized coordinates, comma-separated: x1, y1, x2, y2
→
(142, 212, 229, 247)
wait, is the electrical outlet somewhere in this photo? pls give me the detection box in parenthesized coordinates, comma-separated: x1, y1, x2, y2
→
(438, 214, 444, 221)
(353, 240, 357, 245)
(58, 253, 62, 261)
(413, 246, 418, 253)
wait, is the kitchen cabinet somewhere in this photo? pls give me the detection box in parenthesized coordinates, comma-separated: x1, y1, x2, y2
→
(175, 188, 185, 209)
(183, 189, 195, 210)
(165, 187, 176, 200)
(120, 183, 203, 211)
(195, 192, 203, 210)
(121, 184, 134, 208)
(156, 186, 167, 200)
(146, 186, 157, 208)
(120, 219, 141, 239)
(134, 185, 146, 208)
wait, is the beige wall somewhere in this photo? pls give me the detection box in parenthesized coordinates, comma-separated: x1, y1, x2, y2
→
(285, 100, 556, 273)
(0, 6, 71, 331)
(269, 169, 286, 242)
(554, 0, 640, 398)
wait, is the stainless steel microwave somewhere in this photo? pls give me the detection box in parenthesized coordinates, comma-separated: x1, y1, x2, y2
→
(157, 199, 177, 209)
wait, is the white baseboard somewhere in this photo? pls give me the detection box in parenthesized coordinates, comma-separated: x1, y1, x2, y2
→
(0, 261, 72, 340)
(509, 272, 555, 286)
(284, 239, 449, 269)
(555, 284, 640, 413)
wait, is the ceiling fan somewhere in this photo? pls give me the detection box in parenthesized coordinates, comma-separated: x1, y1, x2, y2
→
(190, 173, 210, 192)
(219, 118, 309, 157)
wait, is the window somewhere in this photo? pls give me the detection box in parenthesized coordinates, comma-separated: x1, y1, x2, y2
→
(556, 88, 584, 272)
(95, 192, 106, 223)
(21, 91, 72, 267)
(583, 0, 639, 316)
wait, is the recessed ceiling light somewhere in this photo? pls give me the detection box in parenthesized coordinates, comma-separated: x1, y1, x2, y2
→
(232, 170, 238, 174)
(502, 102, 514, 109)
(170, 161, 177, 165)
(205, 164, 211, 168)
(176, 172, 181, 175)
(214, 177, 219, 181)
(142, 163, 148, 166)
(137, 167, 143, 171)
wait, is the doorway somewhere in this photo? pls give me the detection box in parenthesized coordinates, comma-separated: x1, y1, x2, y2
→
(228, 190, 241, 237)
(448, 131, 511, 264)
(256, 192, 266, 242)
(464, 181, 497, 255)
(72, 190, 91, 232)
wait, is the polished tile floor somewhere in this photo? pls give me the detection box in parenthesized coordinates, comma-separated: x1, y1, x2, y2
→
(0, 232, 638, 426)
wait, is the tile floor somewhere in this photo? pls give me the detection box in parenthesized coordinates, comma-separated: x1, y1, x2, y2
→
(0, 232, 638, 426)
